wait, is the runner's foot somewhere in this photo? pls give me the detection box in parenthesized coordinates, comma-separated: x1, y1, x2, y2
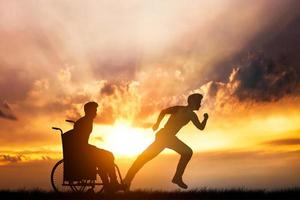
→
(172, 177, 188, 189)
(123, 179, 131, 192)
(86, 188, 95, 194)
(103, 182, 123, 194)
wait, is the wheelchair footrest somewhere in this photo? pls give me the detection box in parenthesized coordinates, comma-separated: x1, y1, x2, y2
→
(62, 182, 104, 186)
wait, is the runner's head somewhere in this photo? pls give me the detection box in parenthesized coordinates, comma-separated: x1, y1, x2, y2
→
(84, 101, 98, 119)
(187, 93, 203, 110)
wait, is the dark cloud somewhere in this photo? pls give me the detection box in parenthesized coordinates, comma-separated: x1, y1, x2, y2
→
(202, 7, 300, 103)
(0, 150, 60, 155)
(263, 138, 300, 146)
(0, 66, 34, 102)
(0, 101, 17, 120)
(232, 52, 299, 102)
(96, 82, 126, 124)
(203, 51, 299, 105)
(0, 154, 23, 163)
(100, 82, 116, 96)
(100, 81, 139, 99)
(250, 6, 300, 75)
(95, 81, 141, 125)
(41, 156, 53, 161)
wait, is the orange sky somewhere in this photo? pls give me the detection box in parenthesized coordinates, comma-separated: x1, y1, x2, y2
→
(1, 0, 300, 190)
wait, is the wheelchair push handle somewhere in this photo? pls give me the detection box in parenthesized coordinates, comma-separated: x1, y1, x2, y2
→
(52, 127, 63, 134)
(52, 120, 74, 135)
(65, 119, 75, 124)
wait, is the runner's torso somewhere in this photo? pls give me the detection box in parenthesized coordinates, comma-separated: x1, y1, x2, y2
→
(157, 106, 192, 137)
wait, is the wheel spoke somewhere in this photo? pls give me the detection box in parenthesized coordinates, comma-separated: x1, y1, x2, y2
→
(51, 160, 107, 194)
(51, 159, 73, 193)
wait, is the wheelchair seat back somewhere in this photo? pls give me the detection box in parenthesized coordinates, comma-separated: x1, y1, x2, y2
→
(62, 130, 96, 181)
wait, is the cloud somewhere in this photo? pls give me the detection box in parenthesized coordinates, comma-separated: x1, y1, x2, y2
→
(16, 70, 144, 126)
(100, 82, 116, 96)
(0, 101, 17, 120)
(0, 154, 23, 164)
(90, 53, 139, 81)
(232, 52, 299, 102)
(0, 66, 35, 103)
(96, 81, 141, 124)
(0, 1, 300, 159)
(200, 51, 300, 113)
(1, 0, 299, 119)
(0, 149, 59, 166)
(263, 138, 300, 146)
(197, 7, 300, 111)
(16, 68, 96, 119)
(41, 156, 53, 161)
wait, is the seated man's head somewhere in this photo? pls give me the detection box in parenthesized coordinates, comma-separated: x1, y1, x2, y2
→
(187, 93, 203, 110)
(84, 101, 98, 119)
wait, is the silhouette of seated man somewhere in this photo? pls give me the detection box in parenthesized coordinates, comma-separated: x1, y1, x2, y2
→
(124, 93, 209, 189)
(73, 101, 121, 192)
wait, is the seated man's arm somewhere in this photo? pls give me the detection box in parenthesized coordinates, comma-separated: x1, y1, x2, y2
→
(74, 120, 82, 132)
(190, 112, 209, 131)
(73, 119, 87, 137)
(152, 106, 180, 131)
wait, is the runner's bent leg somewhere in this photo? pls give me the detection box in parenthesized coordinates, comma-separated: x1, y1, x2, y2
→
(167, 137, 193, 188)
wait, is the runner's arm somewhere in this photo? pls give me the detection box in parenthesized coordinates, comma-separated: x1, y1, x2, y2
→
(190, 112, 208, 131)
(152, 106, 180, 131)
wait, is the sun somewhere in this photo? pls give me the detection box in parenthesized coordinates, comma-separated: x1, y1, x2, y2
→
(92, 120, 154, 157)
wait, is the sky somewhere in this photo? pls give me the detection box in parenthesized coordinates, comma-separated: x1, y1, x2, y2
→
(0, 0, 300, 190)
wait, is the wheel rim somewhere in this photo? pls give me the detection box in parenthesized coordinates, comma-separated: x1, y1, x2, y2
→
(50, 159, 72, 193)
(51, 159, 104, 193)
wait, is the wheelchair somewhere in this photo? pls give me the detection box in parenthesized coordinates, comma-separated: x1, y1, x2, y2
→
(50, 120, 124, 193)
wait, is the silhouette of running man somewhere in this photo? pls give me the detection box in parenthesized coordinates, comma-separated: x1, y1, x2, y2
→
(74, 102, 122, 192)
(124, 93, 208, 189)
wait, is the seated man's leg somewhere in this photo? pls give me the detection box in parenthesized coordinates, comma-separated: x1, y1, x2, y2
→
(88, 145, 118, 187)
(94, 148, 118, 184)
(97, 168, 109, 186)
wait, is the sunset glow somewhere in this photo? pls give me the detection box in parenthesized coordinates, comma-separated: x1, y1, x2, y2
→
(0, 0, 300, 191)
(92, 121, 153, 157)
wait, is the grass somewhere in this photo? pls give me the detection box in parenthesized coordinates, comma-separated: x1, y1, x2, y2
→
(0, 188, 300, 200)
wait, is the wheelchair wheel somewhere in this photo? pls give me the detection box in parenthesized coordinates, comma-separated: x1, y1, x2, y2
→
(51, 159, 102, 193)
(51, 159, 73, 193)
